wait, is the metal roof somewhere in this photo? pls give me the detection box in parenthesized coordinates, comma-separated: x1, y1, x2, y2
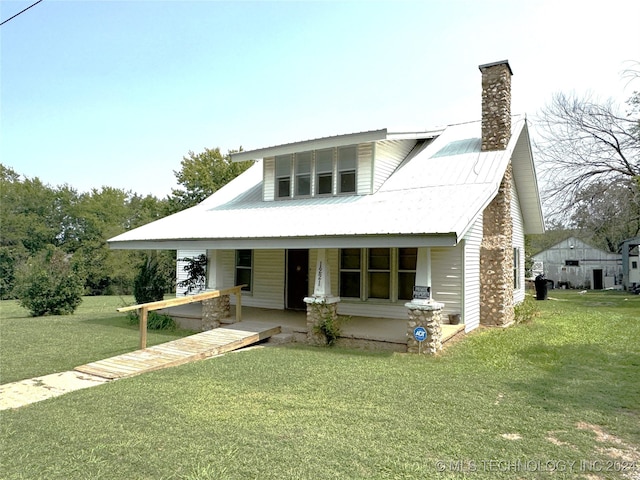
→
(109, 116, 543, 250)
(230, 128, 443, 162)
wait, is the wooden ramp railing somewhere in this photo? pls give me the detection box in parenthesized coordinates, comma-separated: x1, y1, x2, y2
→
(117, 285, 246, 349)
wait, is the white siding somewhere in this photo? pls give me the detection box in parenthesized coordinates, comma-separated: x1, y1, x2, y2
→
(511, 181, 526, 304)
(263, 157, 275, 201)
(373, 140, 417, 192)
(431, 244, 463, 319)
(356, 143, 373, 195)
(463, 214, 483, 332)
(176, 249, 207, 296)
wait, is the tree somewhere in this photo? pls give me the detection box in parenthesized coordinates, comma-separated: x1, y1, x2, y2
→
(535, 67, 640, 251)
(133, 252, 168, 304)
(14, 245, 85, 316)
(168, 148, 253, 213)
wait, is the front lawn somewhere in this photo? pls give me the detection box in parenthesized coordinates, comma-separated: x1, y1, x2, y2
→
(0, 296, 193, 384)
(1, 291, 639, 479)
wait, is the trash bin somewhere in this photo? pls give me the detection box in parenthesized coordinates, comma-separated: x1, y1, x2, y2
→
(534, 274, 548, 300)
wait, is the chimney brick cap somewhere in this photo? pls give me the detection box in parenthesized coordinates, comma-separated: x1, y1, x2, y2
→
(478, 60, 513, 76)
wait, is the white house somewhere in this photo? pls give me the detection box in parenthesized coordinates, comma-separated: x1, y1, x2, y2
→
(108, 61, 544, 348)
(531, 237, 622, 289)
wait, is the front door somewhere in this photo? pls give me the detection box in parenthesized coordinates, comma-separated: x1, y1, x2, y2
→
(286, 249, 309, 310)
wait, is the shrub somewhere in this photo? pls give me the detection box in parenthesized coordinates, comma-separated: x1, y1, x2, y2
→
(14, 246, 84, 316)
(177, 254, 207, 295)
(311, 303, 349, 346)
(127, 311, 177, 331)
(134, 253, 167, 304)
(514, 295, 540, 324)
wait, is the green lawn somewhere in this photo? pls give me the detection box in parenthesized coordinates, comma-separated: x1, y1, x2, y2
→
(1, 291, 639, 479)
(0, 296, 194, 384)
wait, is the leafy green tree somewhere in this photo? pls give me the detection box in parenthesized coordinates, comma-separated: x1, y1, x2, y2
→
(168, 148, 252, 213)
(14, 245, 85, 316)
(0, 166, 59, 297)
(133, 252, 168, 304)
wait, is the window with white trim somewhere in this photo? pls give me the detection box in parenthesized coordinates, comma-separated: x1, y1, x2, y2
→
(339, 248, 417, 301)
(513, 247, 521, 289)
(316, 148, 333, 195)
(272, 145, 358, 199)
(276, 155, 291, 198)
(295, 152, 311, 197)
(235, 250, 253, 292)
(339, 248, 361, 298)
(398, 248, 417, 300)
(338, 146, 356, 194)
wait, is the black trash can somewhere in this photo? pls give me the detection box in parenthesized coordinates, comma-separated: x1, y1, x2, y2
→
(534, 274, 548, 300)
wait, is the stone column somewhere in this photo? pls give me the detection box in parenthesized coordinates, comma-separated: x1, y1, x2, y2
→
(201, 296, 230, 331)
(304, 297, 339, 345)
(406, 302, 444, 354)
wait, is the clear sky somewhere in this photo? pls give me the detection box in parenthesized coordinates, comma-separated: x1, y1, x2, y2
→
(1, 0, 638, 198)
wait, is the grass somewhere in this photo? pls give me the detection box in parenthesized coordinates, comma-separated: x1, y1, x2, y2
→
(0, 296, 194, 384)
(1, 291, 639, 479)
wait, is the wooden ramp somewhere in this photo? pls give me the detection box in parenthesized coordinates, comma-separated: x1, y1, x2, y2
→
(75, 321, 281, 380)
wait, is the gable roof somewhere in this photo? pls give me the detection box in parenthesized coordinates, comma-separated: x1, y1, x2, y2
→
(531, 236, 620, 259)
(108, 115, 544, 250)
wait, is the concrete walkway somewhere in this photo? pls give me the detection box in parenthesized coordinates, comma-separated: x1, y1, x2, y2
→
(0, 370, 110, 411)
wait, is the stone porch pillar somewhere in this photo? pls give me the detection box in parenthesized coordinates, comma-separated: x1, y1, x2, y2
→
(201, 296, 230, 331)
(304, 249, 340, 345)
(406, 302, 444, 354)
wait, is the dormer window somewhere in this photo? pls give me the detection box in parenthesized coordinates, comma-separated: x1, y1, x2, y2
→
(295, 152, 312, 197)
(338, 146, 357, 194)
(316, 149, 333, 195)
(276, 154, 291, 198)
(270, 144, 361, 200)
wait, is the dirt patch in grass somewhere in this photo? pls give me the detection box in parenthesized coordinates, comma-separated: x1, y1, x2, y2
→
(576, 422, 640, 479)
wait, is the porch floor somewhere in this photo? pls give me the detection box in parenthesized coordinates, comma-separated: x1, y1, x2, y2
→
(160, 304, 465, 351)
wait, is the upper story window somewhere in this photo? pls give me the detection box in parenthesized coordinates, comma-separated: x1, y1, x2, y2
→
(316, 149, 333, 195)
(276, 155, 291, 198)
(295, 152, 311, 197)
(338, 146, 356, 194)
(273, 145, 358, 199)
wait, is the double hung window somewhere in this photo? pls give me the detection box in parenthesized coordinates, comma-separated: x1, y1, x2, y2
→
(273, 145, 357, 199)
(235, 250, 253, 292)
(295, 152, 311, 197)
(276, 155, 291, 198)
(339, 248, 417, 301)
(338, 146, 356, 194)
(316, 149, 333, 195)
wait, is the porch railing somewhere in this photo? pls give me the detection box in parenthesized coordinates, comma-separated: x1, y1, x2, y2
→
(117, 285, 247, 349)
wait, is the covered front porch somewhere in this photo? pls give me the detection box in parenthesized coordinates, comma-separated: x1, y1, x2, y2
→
(161, 303, 464, 353)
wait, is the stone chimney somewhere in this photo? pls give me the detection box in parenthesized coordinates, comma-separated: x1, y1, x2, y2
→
(479, 60, 513, 151)
(479, 60, 515, 327)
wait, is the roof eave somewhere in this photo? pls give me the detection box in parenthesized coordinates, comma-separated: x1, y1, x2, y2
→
(231, 128, 443, 162)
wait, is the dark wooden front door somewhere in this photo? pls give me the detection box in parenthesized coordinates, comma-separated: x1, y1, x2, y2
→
(286, 249, 309, 310)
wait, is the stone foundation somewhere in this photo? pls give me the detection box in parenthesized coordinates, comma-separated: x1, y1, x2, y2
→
(304, 298, 339, 346)
(406, 302, 444, 354)
(201, 295, 230, 331)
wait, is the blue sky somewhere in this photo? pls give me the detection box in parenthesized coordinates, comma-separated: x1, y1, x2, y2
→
(1, 0, 639, 198)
